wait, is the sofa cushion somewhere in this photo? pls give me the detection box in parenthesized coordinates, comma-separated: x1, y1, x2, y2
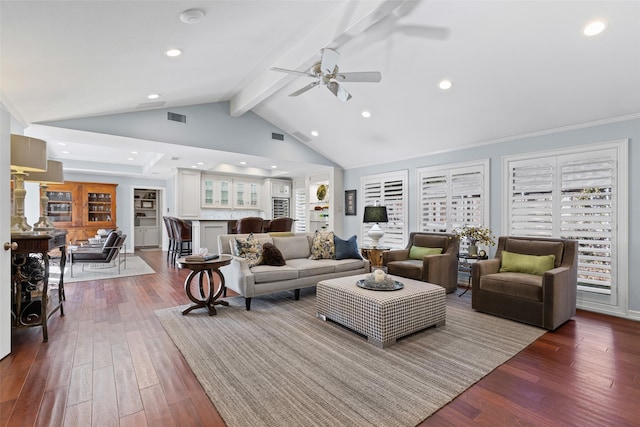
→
(317, 258, 367, 273)
(251, 265, 299, 283)
(504, 239, 564, 268)
(309, 231, 335, 260)
(285, 258, 335, 277)
(386, 259, 424, 280)
(233, 233, 264, 267)
(499, 251, 555, 276)
(479, 272, 543, 301)
(334, 235, 361, 260)
(272, 236, 310, 260)
(262, 242, 286, 266)
(409, 246, 443, 260)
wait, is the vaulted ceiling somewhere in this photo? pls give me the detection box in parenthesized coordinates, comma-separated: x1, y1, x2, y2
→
(2, 1, 639, 179)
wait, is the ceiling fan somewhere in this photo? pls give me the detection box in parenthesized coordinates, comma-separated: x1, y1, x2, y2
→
(271, 48, 381, 102)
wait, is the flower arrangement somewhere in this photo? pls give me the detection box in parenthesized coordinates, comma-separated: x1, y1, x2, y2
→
(454, 224, 495, 246)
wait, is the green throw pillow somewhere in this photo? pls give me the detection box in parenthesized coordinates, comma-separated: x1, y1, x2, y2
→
(409, 246, 443, 260)
(499, 251, 556, 276)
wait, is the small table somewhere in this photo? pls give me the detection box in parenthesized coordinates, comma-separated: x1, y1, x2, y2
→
(458, 254, 488, 296)
(359, 246, 391, 267)
(177, 255, 232, 315)
(317, 274, 446, 348)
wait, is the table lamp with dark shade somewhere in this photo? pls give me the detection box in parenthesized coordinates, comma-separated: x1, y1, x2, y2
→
(11, 134, 48, 232)
(25, 159, 65, 231)
(363, 205, 388, 247)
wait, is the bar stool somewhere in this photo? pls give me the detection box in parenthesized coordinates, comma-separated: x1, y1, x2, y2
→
(172, 218, 193, 265)
(163, 216, 176, 264)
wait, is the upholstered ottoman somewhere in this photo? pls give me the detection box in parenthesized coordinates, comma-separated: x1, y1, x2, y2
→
(316, 274, 446, 348)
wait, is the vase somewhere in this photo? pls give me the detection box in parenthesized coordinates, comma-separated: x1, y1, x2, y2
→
(468, 244, 478, 257)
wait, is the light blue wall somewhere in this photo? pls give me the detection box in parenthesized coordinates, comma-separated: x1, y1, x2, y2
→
(41, 102, 338, 167)
(342, 117, 640, 313)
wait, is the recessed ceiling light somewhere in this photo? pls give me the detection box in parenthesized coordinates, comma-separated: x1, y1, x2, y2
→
(197, 162, 204, 165)
(311, 130, 319, 137)
(147, 93, 160, 100)
(584, 21, 606, 36)
(57, 142, 66, 146)
(240, 161, 247, 165)
(165, 48, 183, 57)
(271, 165, 278, 169)
(191, 165, 198, 168)
(127, 157, 134, 161)
(439, 80, 453, 90)
(361, 111, 371, 118)
(61, 150, 70, 154)
(131, 151, 138, 154)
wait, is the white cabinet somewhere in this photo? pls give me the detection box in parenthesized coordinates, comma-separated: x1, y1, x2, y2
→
(135, 226, 160, 247)
(201, 174, 232, 208)
(176, 169, 201, 217)
(266, 179, 291, 198)
(233, 179, 261, 209)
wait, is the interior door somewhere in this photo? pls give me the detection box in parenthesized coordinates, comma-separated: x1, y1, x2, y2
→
(1, 106, 13, 358)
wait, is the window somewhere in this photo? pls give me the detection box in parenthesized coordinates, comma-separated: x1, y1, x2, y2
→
(417, 160, 490, 250)
(503, 140, 628, 312)
(361, 170, 408, 248)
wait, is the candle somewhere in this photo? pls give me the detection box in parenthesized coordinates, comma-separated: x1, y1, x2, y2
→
(373, 269, 385, 283)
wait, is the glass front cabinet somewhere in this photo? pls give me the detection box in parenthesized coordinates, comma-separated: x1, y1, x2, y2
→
(201, 174, 233, 209)
(46, 181, 117, 243)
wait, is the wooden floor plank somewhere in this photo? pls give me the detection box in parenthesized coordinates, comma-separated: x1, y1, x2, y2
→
(2, 249, 639, 427)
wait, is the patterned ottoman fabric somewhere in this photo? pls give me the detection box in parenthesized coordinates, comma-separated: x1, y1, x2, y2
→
(317, 274, 446, 348)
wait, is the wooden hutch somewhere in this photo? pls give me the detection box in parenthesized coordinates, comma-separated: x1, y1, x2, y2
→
(45, 181, 117, 243)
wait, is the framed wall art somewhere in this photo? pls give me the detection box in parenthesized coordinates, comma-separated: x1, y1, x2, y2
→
(345, 189, 357, 216)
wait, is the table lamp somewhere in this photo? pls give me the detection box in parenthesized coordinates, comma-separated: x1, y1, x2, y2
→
(25, 159, 65, 231)
(11, 134, 48, 232)
(363, 205, 388, 247)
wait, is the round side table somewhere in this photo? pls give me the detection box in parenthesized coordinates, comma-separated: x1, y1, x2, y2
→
(177, 254, 233, 315)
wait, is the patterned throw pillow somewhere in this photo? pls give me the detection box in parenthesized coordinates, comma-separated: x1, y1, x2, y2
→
(233, 233, 264, 267)
(309, 231, 335, 260)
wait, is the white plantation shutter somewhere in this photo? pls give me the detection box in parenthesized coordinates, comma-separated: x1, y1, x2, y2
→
(417, 161, 489, 251)
(293, 187, 306, 232)
(507, 159, 555, 237)
(361, 170, 408, 248)
(504, 141, 628, 309)
(560, 154, 615, 296)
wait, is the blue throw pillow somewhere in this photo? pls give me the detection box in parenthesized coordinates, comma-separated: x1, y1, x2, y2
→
(334, 235, 362, 260)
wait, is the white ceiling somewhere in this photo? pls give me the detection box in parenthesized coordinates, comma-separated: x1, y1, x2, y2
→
(2, 1, 640, 179)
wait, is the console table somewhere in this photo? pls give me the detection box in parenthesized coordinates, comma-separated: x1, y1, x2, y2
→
(11, 230, 67, 342)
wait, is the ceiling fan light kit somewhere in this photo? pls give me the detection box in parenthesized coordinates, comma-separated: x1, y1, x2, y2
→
(272, 48, 381, 102)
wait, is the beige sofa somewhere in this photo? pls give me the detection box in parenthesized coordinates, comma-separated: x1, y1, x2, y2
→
(218, 233, 370, 310)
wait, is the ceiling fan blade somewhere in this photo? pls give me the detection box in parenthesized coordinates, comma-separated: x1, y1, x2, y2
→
(327, 81, 352, 102)
(271, 67, 314, 78)
(335, 71, 382, 83)
(289, 80, 320, 97)
(320, 48, 340, 75)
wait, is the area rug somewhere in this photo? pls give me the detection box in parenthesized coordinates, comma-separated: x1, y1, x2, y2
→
(51, 255, 155, 283)
(155, 290, 545, 427)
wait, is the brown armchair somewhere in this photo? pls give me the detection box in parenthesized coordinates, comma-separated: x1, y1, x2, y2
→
(382, 232, 460, 293)
(471, 236, 578, 330)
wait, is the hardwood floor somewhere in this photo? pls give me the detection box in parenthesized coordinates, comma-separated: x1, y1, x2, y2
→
(2, 250, 639, 426)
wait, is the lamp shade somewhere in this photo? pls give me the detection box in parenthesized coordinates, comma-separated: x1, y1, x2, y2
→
(24, 160, 64, 184)
(363, 205, 388, 223)
(11, 134, 47, 172)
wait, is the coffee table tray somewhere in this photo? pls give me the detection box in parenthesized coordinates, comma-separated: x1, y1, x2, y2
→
(356, 279, 404, 291)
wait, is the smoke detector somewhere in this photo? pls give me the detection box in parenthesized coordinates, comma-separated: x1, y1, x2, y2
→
(180, 9, 205, 24)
